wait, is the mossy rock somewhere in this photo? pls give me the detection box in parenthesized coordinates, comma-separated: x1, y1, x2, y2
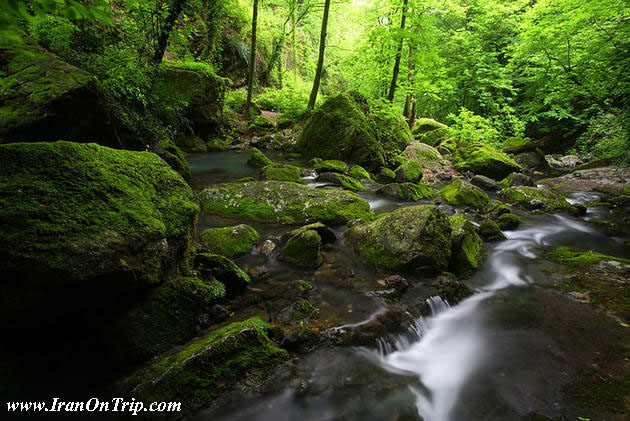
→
(502, 137, 532, 153)
(453, 142, 521, 180)
(377, 182, 435, 202)
(206, 137, 231, 152)
(438, 179, 490, 212)
(402, 142, 443, 169)
(309, 157, 323, 166)
(412, 118, 447, 136)
(395, 159, 423, 183)
(279, 230, 323, 268)
(376, 167, 397, 183)
(477, 219, 506, 241)
(293, 280, 313, 295)
(195, 253, 251, 296)
(0, 141, 199, 315)
(247, 147, 273, 167)
(156, 64, 227, 139)
(499, 172, 534, 188)
(251, 114, 276, 130)
(155, 139, 191, 181)
(282, 223, 337, 245)
(199, 224, 259, 258)
(260, 164, 303, 184)
(416, 127, 451, 147)
(499, 186, 576, 213)
(298, 93, 411, 171)
(547, 247, 630, 266)
(470, 175, 500, 191)
(0, 46, 123, 146)
(496, 213, 521, 230)
(314, 159, 348, 173)
(128, 317, 288, 412)
(449, 214, 487, 278)
(345, 205, 452, 274)
(105, 276, 225, 364)
(175, 135, 208, 153)
(347, 165, 372, 182)
(200, 181, 372, 224)
(277, 299, 315, 324)
(315, 172, 365, 191)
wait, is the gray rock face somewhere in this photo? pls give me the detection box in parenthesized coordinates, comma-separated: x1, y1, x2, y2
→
(470, 175, 500, 191)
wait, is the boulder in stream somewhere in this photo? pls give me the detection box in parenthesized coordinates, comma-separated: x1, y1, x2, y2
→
(499, 186, 578, 213)
(449, 214, 487, 278)
(200, 181, 373, 224)
(199, 224, 259, 258)
(438, 179, 490, 212)
(345, 205, 452, 274)
(453, 142, 521, 180)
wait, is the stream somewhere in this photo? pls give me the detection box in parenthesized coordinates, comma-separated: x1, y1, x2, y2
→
(188, 152, 629, 421)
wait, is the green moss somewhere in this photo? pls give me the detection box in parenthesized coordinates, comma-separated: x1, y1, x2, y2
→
(448, 214, 486, 278)
(131, 317, 288, 408)
(496, 212, 521, 230)
(314, 159, 348, 173)
(438, 179, 489, 212)
(279, 230, 323, 267)
(292, 299, 315, 320)
(499, 186, 576, 212)
(110, 276, 225, 362)
(324, 173, 365, 191)
(235, 177, 256, 182)
(416, 127, 451, 147)
(564, 367, 630, 413)
(411, 118, 447, 136)
(547, 247, 630, 266)
(402, 142, 443, 169)
(293, 280, 313, 295)
(345, 205, 452, 274)
(251, 114, 276, 130)
(376, 167, 396, 183)
(453, 142, 521, 179)
(199, 224, 259, 258)
(155, 139, 191, 181)
(199, 181, 373, 224)
(175, 135, 207, 153)
(502, 137, 530, 152)
(396, 182, 435, 201)
(195, 253, 251, 295)
(395, 159, 423, 183)
(309, 157, 323, 166)
(206, 137, 231, 152)
(347, 165, 373, 181)
(260, 164, 303, 183)
(477, 219, 506, 241)
(0, 141, 199, 304)
(247, 147, 273, 167)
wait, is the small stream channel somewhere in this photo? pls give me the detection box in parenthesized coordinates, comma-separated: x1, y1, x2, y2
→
(188, 152, 629, 421)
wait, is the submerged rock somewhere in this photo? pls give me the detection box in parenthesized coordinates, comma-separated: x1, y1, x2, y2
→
(199, 224, 259, 258)
(438, 179, 490, 212)
(0, 141, 198, 316)
(127, 317, 288, 414)
(453, 142, 521, 180)
(277, 299, 315, 324)
(345, 205, 452, 274)
(449, 214, 487, 278)
(200, 181, 372, 224)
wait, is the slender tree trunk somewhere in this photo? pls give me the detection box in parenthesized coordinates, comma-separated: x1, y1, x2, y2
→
(405, 42, 415, 128)
(308, 0, 331, 110)
(152, 0, 187, 66)
(387, 0, 408, 103)
(291, 0, 297, 78)
(246, 0, 259, 118)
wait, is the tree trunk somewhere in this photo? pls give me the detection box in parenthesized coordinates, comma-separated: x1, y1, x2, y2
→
(405, 42, 415, 128)
(387, 0, 408, 103)
(152, 0, 187, 66)
(246, 0, 259, 118)
(308, 0, 331, 110)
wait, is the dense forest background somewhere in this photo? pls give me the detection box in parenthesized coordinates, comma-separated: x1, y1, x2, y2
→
(1, 0, 628, 163)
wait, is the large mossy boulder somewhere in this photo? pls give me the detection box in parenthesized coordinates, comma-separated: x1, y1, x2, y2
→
(314, 159, 348, 173)
(315, 172, 365, 191)
(377, 182, 435, 202)
(438, 179, 490, 212)
(105, 276, 226, 364)
(127, 317, 288, 413)
(345, 205, 452, 274)
(0, 141, 199, 315)
(411, 118, 447, 136)
(499, 186, 577, 213)
(156, 64, 227, 139)
(453, 142, 521, 180)
(449, 214, 486, 278)
(200, 181, 372, 224)
(260, 163, 303, 183)
(199, 224, 259, 258)
(395, 159, 423, 183)
(415, 127, 451, 147)
(298, 93, 412, 171)
(0, 47, 123, 146)
(402, 142, 443, 169)
(175, 135, 207, 153)
(247, 147, 273, 167)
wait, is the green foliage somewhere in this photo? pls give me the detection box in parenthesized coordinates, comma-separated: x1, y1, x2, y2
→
(447, 108, 502, 147)
(256, 84, 310, 119)
(572, 111, 630, 165)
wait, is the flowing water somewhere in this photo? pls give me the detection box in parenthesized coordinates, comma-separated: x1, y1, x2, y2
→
(187, 152, 630, 421)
